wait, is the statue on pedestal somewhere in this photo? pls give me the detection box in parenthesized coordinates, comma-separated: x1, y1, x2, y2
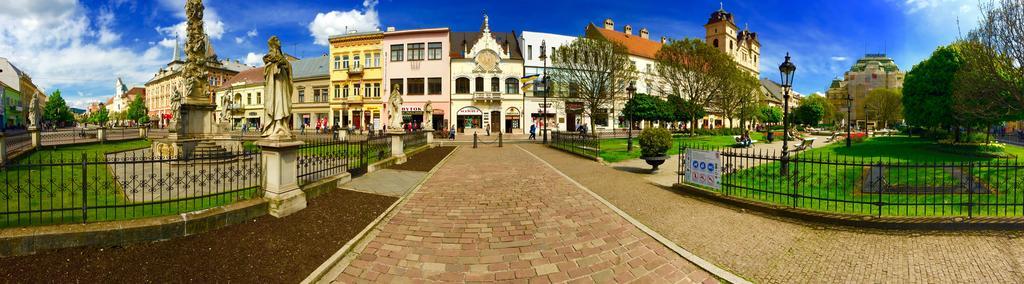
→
(28, 95, 40, 128)
(423, 100, 433, 130)
(181, 0, 209, 105)
(261, 36, 294, 140)
(388, 85, 403, 132)
(167, 88, 183, 132)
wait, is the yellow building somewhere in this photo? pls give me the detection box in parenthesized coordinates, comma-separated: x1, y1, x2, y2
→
(704, 5, 761, 77)
(328, 31, 384, 131)
(825, 54, 905, 128)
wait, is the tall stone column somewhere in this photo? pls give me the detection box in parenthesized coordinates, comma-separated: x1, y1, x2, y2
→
(0, 133, 8, 165)
(389, 132, 406, 164)
(97, 127, 107, 142)
(27, 126, 41, 148)
(139, 126, 148, 138)
(256, 139, 306, 217)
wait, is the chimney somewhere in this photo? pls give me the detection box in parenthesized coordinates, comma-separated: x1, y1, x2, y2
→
(639, 28, 649, 39)
(660, 36, 667, 44)
(386, 26, 396, 32)
(623, 24, 633, 35)
(603, 18, 614, 30)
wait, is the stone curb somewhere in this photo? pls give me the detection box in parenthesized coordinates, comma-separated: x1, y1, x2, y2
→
(516, 145, 752, 284)
(302, 145, 460, 284)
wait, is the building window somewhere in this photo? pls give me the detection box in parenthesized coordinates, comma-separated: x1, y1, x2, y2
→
(505, 78, 518, 94)
(342, 55, 350, 69)
(353, 54, 361, 68)
(491, 77, 500, 92)
(298, 89, 305, 102)
(408, 78, 425, 95)
(342, 84, 349, 98)
(247, 93, 252, 105)
(390, 79, 403, 94)
(365, 53, 371, 67)
(475, 77, 484, 92)
(527, 45, 533, 60)
(390, 44, 403, 61)
(428, 77, 442, 94)
(427, 42, 442, 60)
(373, 83, 381, 97)
(456, 78, 470, 94)
(364, 84, 372, 98)
(256, 92, 261, 104)
(374, 53, 381, 66)
(713, 39, 719, 48)
(334, 56, 341, 70)
(408, 43, 424, 60)
(353, 84, 361, 96)
(333, 85, 340, 98)
(594, 108, 609, 126)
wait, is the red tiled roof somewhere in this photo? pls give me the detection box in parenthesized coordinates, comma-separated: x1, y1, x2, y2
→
(586, 23, 662, 59)
(220, 67, 265, 90)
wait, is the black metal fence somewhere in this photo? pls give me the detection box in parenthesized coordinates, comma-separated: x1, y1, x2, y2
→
(0, 148, 262, 228)
(297, 136, 353, 185)
(549, 131, 600, 159)
(4, 132, 32, 157)
(676, 143, 1024, 218)
(40, 128, 100, 146)
(106, 127, 143, 141)
(402, 131, 428, 150)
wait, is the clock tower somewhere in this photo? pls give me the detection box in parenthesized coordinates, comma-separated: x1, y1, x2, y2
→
(704, 3, 760, 76)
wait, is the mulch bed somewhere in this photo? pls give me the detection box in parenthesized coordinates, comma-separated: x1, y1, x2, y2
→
(388, 146, 455, 172)
(0, 189, 396, 283)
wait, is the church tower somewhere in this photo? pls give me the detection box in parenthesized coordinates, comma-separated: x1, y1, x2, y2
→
(704, 3, 760, 76)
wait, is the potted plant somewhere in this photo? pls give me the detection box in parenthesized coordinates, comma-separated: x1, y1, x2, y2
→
(638, 127, 672, 171)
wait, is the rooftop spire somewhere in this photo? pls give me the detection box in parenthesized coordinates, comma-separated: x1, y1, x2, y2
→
(719, 2, 725, 12)
(172, 36, 181, 62)
(481, 11, 490, 33)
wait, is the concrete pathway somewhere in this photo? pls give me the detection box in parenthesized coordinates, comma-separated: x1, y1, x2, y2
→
(522, 143, 1024, 283)
(339, 169, 428, 197)
(325, 146, 718, 283)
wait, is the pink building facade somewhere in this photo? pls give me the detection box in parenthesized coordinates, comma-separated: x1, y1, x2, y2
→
(382, 27, 451, 130)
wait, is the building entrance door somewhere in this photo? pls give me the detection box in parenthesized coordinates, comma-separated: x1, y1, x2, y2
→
(490, 111, 501, 133)
(567, 113, 577, 131)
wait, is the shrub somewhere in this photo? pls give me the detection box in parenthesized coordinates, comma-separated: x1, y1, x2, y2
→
(638, 127, 672, 158)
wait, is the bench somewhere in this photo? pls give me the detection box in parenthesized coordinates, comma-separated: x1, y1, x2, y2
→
(824, 132, 839, 143)
(794, 138, 816, 151)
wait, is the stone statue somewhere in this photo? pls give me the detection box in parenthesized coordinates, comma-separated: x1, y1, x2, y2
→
(388, 84, 403, 131)
(423, 100, 433, 130)
(181, 0, 209, 104)
(261, 36, 294, 140)
(168, 88, 183, 132)
(28, 95, 40, 128)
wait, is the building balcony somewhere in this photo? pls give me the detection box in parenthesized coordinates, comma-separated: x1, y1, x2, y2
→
(347, 66, 363, 74)
(473, 92, 502, 101)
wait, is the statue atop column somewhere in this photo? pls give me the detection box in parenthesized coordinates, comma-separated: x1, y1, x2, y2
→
(388, 84, 404, 132)
(423, 100, 433, 130)
(181, 0, 209, 105)
(261, 36, 294, 140)
(28, 95, 40, 128)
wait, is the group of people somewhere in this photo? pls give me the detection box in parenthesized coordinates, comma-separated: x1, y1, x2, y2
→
(736, 130, 754, 147)
(299, 118, 332, 134)
(401, 121, 426, 133)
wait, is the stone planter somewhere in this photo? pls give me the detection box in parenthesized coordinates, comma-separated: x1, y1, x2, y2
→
(641, 155, 669, 172)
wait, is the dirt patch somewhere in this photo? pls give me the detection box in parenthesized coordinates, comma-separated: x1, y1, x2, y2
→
(0, 189, 396, 283)
(387, 146, 455, 172)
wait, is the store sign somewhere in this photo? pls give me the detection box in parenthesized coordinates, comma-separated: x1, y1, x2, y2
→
(506, 107, 521, 115)
(457, 107, 483, 115)
(567, 102, 583, 111)
(401, 106, 423, 112)
(685, 149, 721, 189)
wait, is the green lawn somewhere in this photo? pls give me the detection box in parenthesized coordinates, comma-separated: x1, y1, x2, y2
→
(600, 132, 765, 163)
(1, 140, 260, 228)
(711, 136, 1024, 217)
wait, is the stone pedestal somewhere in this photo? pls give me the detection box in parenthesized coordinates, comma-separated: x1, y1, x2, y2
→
(178, 103, 217, 138)
(139, 127, 148, 138)
(256, 139, 307, 217)
(27, 126, 40, 148)
(0, 133, 7, 165)
(388, 131, 406, 164)
(336, 129, 348, 141)
(426, 130, 434, 145)
(97, 127, 107, 141)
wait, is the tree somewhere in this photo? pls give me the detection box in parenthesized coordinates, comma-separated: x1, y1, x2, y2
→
(714, 71, 760, 128)
(864, 88, 903, 129)
(42, 90, 75, 127)
(903, 45, 963, 132)
(90, 108, 109, 126)
(654, 38, 735, 132)
(550, 37, 637, 135)
(973, 0, 1024, 110)
(126, 95, 149, 123)
(796, 94, 833, 127)
(758, 105, 783, 125)
(623, 93, 670, 123)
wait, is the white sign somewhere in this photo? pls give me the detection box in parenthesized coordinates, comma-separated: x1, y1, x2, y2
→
(685, 149, 721, 189)
(401, 106, 423, 112)
(457, 107, 483, 115)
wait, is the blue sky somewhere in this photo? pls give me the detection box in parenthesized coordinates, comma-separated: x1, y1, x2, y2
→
(0, 0, 979, 108)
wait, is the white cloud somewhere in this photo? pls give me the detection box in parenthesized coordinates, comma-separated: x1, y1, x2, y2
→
(158, 37, 178, 48)
(308, 0, 380, 46)
(234, 37, 245, 44)
(830, 56, 848, 61)
(244, 52, 264, 67)
(0, 0, 165, 106)
(247, 28, 258, 38)
(154, 0, 226, 45)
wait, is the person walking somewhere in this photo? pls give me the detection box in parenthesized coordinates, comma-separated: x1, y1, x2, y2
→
(449, 124, 456, 140)
(529, 124, 537, 140)
(300, 122, 306, 134)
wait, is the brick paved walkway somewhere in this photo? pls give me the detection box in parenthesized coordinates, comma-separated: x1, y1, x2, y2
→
(328, 146, 718, 283)
(521, 143, 1024, 283)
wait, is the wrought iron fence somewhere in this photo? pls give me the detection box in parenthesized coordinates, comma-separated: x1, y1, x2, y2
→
(0, 148, 262, 228)
(4, 132, 32, 157)
(106, 127, 143, 141)
(402, 131, 428, 150)
(297, 136, 352, 185)
(676, 143, 1024, 218)
(549, 131, 600, 159)
(40, 128, 100, 146)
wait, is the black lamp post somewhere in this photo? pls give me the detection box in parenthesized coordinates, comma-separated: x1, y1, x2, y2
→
(540, 40, 549, 144)
(846, 89, 852, 147)
(626, 82, 637, 152)
(864, 105, 871, 137)
(778, 53, 796, 175)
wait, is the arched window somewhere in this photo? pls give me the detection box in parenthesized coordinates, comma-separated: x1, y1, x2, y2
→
(491, 77, 500, 92)
(713, 39, 719, 48)
(456, 78, 470, 93)
(505, 78, 518, 94)
(475, 77, 484, 92)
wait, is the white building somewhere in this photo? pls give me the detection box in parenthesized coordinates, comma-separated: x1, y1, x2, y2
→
(449, 14, 524, 134)
(106, 78, 130, 113)
(520, 31, 576, 133)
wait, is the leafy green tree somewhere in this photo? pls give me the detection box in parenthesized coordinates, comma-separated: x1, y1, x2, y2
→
(864, 88, 903, 129)
(903, 45, 962, 132)
(551, 36, 637, 135)
(91, 107, 109, 126)
(793, 102, 825, 126)
(623, 93, 671, 123)
(42, 90, 75, 127)
(126, 95, 149, 123)
(757, 105, 783, 124)
(654, 38, 735, 132)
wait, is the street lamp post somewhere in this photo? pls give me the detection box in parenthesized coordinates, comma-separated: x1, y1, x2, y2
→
(846, 90, 853, 148)
(778, 53, 796, 175)
(864, 105, 871, 138)
(626, 82, 637, 152)
(540, 40, 549, 144)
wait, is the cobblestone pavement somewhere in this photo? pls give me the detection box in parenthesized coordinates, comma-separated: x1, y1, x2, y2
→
(328, 146, 717, 283)
(521, 143, 1024, 283)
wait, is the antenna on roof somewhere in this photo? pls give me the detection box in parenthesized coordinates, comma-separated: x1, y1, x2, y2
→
(956, 16, 964, 40)
(720, 1, 724, 11)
